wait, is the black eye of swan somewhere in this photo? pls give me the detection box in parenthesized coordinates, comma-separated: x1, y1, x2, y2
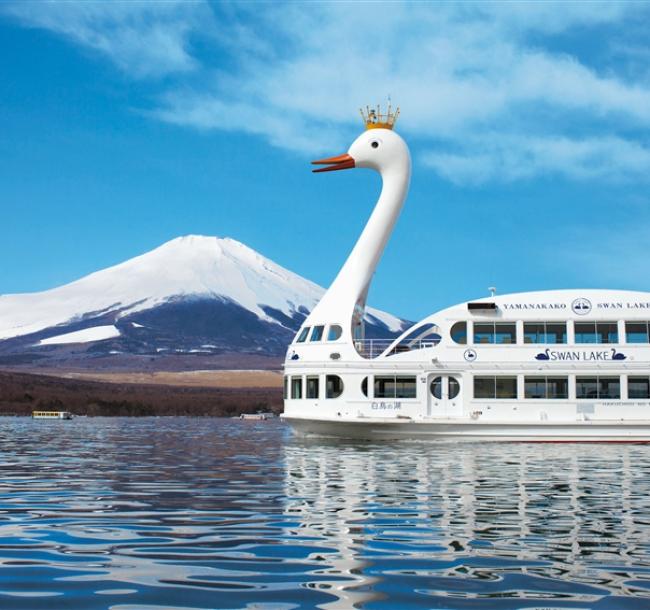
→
(371, 141, 379, 149)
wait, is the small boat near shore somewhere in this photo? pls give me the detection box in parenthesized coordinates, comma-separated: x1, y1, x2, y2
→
(239, 412, 275, 420)
(32, 410, 74, 420)
(281, 105, 650, 441)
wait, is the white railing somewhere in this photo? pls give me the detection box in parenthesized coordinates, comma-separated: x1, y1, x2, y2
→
(354, 339, 439, 359)
(354, 339, 393, 358)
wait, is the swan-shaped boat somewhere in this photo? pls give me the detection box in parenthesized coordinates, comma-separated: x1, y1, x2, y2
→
(281, 106, 650, 441)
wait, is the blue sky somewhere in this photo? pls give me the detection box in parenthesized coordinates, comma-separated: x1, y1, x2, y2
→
(2, 1, 650, 321)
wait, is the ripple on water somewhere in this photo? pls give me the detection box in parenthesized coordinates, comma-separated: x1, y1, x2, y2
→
(1, 417, 650, 608)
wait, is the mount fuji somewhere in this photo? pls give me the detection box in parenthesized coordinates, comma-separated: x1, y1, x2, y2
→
(0, 236, 409, 370)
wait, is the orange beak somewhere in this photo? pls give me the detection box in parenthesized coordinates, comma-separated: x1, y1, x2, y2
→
(311, 153, 355, 173)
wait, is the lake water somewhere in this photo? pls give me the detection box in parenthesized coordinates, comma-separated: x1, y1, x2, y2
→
(1, 417, 650, 609)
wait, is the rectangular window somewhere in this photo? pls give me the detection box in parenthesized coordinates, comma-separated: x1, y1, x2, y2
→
(291, 376, 303, 399)
(524, 377, 546, 399)
(306, 376, 319, 399)
(296, 327, 310, 343)
(523, 322, 567, 344)
(310, 325, 324, 341)
(599, 377, 620, 398)
(523, 323, 544, 344)
(596, 322, 618, 344)
(395, 376, 417, 399)
(474, 376, 495, 399)
(524, 376, 568, 399)
(473, 323, 495, 344)
(574, 323, 598, 344)
(576, 376, 620, 399)
(547, 377, 569, 399)
(496, 376, 517, 398)
(283, 376, 288, 400)
(374, 375, 416, 399)
(629, 376, 650, 399)
(546, 323, 568, 344)
(374, 376, 395, 398)
(576, 376, 597, 399)
(575, 322, 618, 344)
(626, 322, 650, 344)
(495, 323, 516, 344)
(473, 376, 517, 399)
(473, 323, 516, 344)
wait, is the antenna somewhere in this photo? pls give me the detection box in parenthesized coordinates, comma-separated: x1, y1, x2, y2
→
(488, 286, 496, 297)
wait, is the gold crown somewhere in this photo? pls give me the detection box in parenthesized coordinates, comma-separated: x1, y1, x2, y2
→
(360, 103, 400, 130)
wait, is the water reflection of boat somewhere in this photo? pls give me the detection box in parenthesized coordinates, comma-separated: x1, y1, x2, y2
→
(283, 440, 643, 606)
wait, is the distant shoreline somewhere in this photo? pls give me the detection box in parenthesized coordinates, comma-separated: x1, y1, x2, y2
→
(37, 368, 283, 388)
(0, 369, 282, 417)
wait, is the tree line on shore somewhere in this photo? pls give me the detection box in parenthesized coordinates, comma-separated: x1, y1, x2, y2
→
(0, 371, 282, 417)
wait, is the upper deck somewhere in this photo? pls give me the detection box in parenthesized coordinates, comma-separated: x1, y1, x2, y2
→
(376, 289, 650, 365)
(288, 289, 650, 366)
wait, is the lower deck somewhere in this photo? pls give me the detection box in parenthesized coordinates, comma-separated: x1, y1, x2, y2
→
(282, 367, 650, 434)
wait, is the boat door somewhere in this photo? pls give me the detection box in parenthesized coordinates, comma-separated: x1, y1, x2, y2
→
(427, 374, 462, 418)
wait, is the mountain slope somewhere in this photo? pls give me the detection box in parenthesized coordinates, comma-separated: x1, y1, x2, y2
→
(0, 236, 409, 367)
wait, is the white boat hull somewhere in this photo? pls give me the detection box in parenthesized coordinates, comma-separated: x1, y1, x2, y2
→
(282, 416, 650, 442)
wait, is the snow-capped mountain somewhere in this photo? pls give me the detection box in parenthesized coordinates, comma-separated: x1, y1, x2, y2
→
(0, 236, 408, 368)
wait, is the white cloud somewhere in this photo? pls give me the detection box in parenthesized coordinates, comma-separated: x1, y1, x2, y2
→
(424, 135, 650, 184)
(154, 92, 347, 154)
(5, 1, 650, 183)
(467, 1, 633, 34)
(153, 3, 650, 182)
(2, 1, 211, 78)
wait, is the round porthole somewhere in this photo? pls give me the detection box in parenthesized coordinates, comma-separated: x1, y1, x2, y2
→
(430, 377, 443, 399)
(449, 377, 460, 399)
(450, 322, 467, 345)
(326, 375, 344, 399)
(328, 325, 343, 341)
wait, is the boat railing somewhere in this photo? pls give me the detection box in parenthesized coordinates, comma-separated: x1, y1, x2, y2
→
(354, 338, 438, 359)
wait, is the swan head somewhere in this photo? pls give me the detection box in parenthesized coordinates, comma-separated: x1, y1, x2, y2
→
(312, 128, 410, 175)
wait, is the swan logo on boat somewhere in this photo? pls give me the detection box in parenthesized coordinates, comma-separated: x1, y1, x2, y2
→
(464, 349, 477, 362)
(571, 298, 592, 315)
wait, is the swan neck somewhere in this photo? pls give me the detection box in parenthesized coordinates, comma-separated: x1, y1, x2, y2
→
(307, 158, 410, 335)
